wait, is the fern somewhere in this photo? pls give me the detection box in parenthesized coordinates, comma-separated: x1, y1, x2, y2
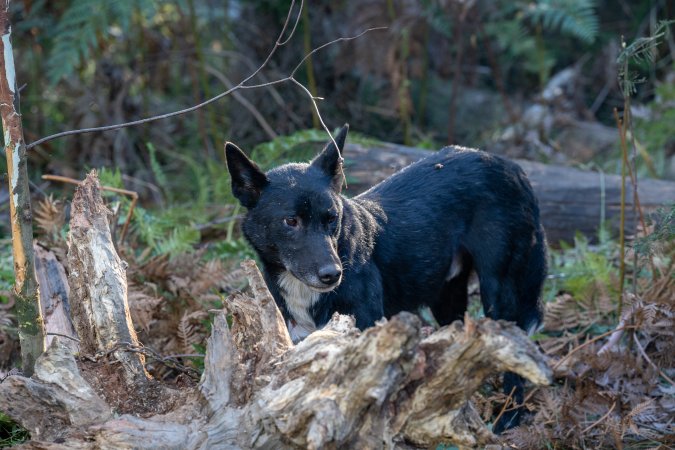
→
(45, 0, 157, 84)
(97, 167, 124, 189)
(147, 142, 171, 202)
(617, 20, 674, 97)
(154, 226, 200, 258)
(525, 0, 599, 44)
(132, 206, 201, 259)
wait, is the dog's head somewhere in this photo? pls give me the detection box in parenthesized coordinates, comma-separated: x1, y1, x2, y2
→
(225, 125, 349, 292)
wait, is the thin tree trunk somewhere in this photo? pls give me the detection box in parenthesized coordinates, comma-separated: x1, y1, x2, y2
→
(0, 0, 45, 376)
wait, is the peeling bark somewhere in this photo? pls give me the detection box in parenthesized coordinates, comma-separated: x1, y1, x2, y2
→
(0, 0, 45, 375)
(0, 257, 552, 449)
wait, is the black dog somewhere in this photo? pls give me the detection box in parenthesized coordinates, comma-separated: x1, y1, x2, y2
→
(225, 125, 547, 431)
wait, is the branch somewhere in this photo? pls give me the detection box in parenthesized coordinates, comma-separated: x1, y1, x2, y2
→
(25, 1, 385, 152)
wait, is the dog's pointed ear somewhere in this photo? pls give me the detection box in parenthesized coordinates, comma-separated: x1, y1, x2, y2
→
(311, 124, 348, 192)
(225, 142, 268, 208)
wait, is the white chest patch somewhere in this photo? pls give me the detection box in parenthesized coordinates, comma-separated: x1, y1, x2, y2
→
(278, 271, 320, 342)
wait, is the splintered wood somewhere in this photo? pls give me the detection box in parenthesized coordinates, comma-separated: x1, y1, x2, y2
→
(0, 181, 552, 449)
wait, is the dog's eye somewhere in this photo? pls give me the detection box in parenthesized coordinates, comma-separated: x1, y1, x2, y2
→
(284, 217, 299, 228)
(327, 213, 338, 224)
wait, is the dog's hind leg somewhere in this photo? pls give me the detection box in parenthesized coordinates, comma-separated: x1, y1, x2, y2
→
(431, 252, 473, 326)
(477, 274, 528, 433)
(477, 233, 546, 433)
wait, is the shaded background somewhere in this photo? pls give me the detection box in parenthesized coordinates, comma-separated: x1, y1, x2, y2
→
(1, 0, 673, 209)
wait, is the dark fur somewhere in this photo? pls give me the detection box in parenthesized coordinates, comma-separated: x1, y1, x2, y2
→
(225, 125, 547, 431)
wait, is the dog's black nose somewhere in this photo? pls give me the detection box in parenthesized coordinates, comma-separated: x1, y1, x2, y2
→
(318, 265, 342, 285)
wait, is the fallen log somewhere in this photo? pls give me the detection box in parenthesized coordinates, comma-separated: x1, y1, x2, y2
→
(342, 142, 675, 245)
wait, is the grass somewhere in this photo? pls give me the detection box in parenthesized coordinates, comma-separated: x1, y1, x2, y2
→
(0, 413, 29, 448)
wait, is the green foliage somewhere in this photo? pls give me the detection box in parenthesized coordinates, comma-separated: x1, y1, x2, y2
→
(634, 82, 675, 177)
(545, 233, 618, 302)
(252, 128, 381, 169)
(132, 206, 201, 260)
(0, 412, 29, 448)
(633, 205, 675, 259)
(97, 167, 124, 190)
(0, 242, 13, 302)
(206, 238, 256, 262)
(38, 0, 158, 84)
(147, 143, 171, 202)
(617, 20, 673, 97)
(524, 0, 599, 44)
(251, 128, 337, 168)
(484, 0, 599, 84)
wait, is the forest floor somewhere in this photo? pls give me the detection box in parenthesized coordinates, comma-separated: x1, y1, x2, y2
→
(1, 184, 674, 450)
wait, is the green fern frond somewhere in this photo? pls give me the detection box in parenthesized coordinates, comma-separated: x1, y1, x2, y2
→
(147, 142, 171, 201)
(98, 167, 124, 189)
(619, 21, 673, 66)
(618, 20, 674, 97)
(154, 226, 200, 258)
(525, 0, 599, 44)
(45, 0, 156, 84)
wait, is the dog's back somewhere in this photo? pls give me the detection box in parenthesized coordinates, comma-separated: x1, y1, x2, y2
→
(357, 146, 546, 332)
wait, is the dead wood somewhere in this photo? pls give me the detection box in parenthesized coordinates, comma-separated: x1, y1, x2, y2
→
(341, 142, 675, 245)
(34, 243, 78, 353)
(66, 170, 149, 385)
(0, 255, 551, 449)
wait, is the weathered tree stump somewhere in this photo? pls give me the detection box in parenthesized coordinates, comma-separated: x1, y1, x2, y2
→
(66, 171, 149, 386)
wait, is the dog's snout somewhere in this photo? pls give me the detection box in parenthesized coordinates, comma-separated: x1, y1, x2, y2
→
(318, 264, 342, 285)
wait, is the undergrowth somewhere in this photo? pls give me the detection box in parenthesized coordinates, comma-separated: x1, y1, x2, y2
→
(0, 412, 29, 448)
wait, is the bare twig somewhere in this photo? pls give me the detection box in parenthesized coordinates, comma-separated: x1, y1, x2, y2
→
(26, 0, 385, 155)
(598, 305, 634, 355)
(42, 174, 138, 245)
(633, 333, 675, 386)
(89, 341, 201, 380)
(25, 0, 304, 150)
(46, 332, 80, 343)
(203, 64, 278, 140)
(582, 402, 616, 434)
(553, 325, 638, 370)
(614, 107, 628, 315)
(492, 385, 516, 428)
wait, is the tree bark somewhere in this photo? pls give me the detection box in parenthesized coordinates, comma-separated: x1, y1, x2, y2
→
(0, 258, 552, 449)
(0, 0, 45, 375)
(341, 142, 675, 245)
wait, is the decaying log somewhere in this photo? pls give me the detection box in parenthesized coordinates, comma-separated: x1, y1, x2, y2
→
(0, 257, 552, 449)
(66, 171, 149, 385)
(342, 142, 675, 245)
(0, 339, 111, 442)
(34, 244, 78, 352)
